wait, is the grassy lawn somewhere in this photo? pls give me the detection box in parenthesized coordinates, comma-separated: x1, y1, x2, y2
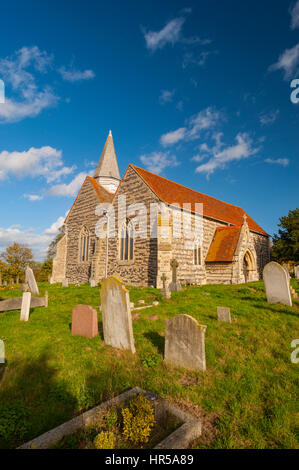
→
(0, 280, 298, 449)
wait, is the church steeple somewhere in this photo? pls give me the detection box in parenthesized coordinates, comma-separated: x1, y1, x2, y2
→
(94, 130, 120, 193)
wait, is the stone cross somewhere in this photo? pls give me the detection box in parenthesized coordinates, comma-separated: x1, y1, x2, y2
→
(161, 273, 167, 290)
(243, 213, 247, 223)
(170, 259, 179, 283)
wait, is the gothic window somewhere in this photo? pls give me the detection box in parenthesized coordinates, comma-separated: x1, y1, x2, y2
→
(120, 221, 134, 261)
(79, 226, 90, 262)
(194, 240, 201, 265)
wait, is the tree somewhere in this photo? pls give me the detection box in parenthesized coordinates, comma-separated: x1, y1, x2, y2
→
(271, 208, 299, 263)
(47, 225, 65, 259)
(0, 243, 34, 283)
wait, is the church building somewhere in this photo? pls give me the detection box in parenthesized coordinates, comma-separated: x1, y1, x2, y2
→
(51, 131, 270, 288)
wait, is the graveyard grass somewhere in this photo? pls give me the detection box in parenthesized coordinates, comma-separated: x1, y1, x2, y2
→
(0, 280, 298, 449)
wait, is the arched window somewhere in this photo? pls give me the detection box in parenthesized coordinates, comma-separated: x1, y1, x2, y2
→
(79, 226, 90, 262)
(194, 240, 201, 265)
(120, 221, 134, 261)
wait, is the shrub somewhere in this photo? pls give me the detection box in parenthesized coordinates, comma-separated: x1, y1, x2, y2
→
(106, 407, 118, 430)
(93, 431, 115, 449)
(121, 394, 155, 445)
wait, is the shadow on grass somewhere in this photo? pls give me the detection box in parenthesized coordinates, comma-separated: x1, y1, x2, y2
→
(0, 350, 77, 449)
(252, 303, 298, 318)
(143, 331, 165, 355)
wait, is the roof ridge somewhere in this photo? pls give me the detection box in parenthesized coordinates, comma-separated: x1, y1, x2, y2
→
(131, 164, 244, 211)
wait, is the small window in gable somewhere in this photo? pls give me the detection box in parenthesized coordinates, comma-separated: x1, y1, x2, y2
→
(79, 226, 90, 262)
(194, 240, 202, 265)
(120, 221, 134, 261)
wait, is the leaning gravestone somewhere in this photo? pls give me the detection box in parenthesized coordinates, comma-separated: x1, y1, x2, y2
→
(100, 276, 135, 354)
(294, 265, 299, 279)
(165, 314, 207, 371)
(20, 292, 31, 321)
(71, 305, 98, 339)
(25, 266, 39, 295)
(168, 259, 182, 292)
(217, 306, 231, 323)
(263, 262, 292, 307)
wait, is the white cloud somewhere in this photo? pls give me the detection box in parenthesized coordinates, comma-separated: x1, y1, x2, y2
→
(195, 133, 259, 176)
(0, 214, 65, 260)
(143, 17, 185, 51)
(259, 109, 279, 126)
(48, 172, 87, 197)
(159, 89, 175, 104)
(0, 46, 58, 123)
(290, 1, 299, 29)
(24, 194, 43, 202)
(58, 66, 95, 82)
(139, 152, 180, 174)
(160, 107, 222, 146)
(0, 146, 75, 183)
(269, 43, 299, 79)
(160, 127, 187, 146)
(182, 51, 215, 68)
(264, 158, 289, 167)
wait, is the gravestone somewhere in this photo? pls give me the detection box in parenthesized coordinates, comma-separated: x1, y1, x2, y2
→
(168, 259, 182, 292)
(90, 280, 96, 288)
(20, 292, 31, 321)
(263, 262, 292, 307)
(0, 340, 4, 364)
(161, 273, 171, 299)
(100, 276, 135, 354)
(21, 282, 29, 292)
(294, 265, 299, 279)
(62, 279, 69, 288)
(217, 307, 231, 323)
(71, 305, 98, 339)
(25, 266, 39, 295)
(165, 314, 207, 371)
(0, 292, 48, 313)
(282, 264, 290, 284)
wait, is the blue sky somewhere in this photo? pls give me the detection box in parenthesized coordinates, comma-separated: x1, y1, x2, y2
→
(0, 0, 298, 260)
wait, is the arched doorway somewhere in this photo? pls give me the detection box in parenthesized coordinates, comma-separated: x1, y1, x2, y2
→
(243, 250, 254, 282)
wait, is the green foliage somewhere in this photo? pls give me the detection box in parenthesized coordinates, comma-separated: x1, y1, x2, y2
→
(47, 226, 65, 259)
(106, 407, 118, 430)
(93, 431, 115, 449)
(121, 394, 155, 445)
(272, 208, 299, 263)
(140, 351, 160, 368)
(0, 403, 29, 445)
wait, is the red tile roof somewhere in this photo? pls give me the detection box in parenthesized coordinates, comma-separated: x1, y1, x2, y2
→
(206, 226, 242, 262)
(131, 165, 268, 236)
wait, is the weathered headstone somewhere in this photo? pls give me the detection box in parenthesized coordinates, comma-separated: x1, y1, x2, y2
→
(294, 265, 299, 279)
(100, 276, 135, 353)
(165, 314, 207, 371)
(71, 305, 98, 339)
(161, 273, 171, 299)
(263, 262, 292, 307)
(0, 340, 4, 364)
(25, 266, 39, 295)
(168, 259, 182, 292)
(20, 292, 31, 321)
(62, 279, 69, 288)
(282, 264, 290, 284)
(90, 280, 96, 288)
(0, 292, 48, 313)
(21, 282, 29, 292)
(217, 306, 231, 323)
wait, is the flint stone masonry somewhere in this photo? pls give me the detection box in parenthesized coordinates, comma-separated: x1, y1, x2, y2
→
(71, 305, 98, 339)
(100, 276, 135, 353)
(217, 306, 231, 323)
(263, 261, 292, 307)
(0, 293, 48, 313)
(20, 292, 31, 321)
(25, 266, 39, 295)
(165, 314, 207, 371)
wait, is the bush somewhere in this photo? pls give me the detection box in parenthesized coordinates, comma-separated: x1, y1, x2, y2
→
(93, 431, 115, 449)
(106, 407, 118, 430)
(121, 394, 155, 445)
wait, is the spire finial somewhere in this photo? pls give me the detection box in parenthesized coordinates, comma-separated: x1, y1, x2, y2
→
(109, 130, 112, 136)
(243, 213, 247, 223)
